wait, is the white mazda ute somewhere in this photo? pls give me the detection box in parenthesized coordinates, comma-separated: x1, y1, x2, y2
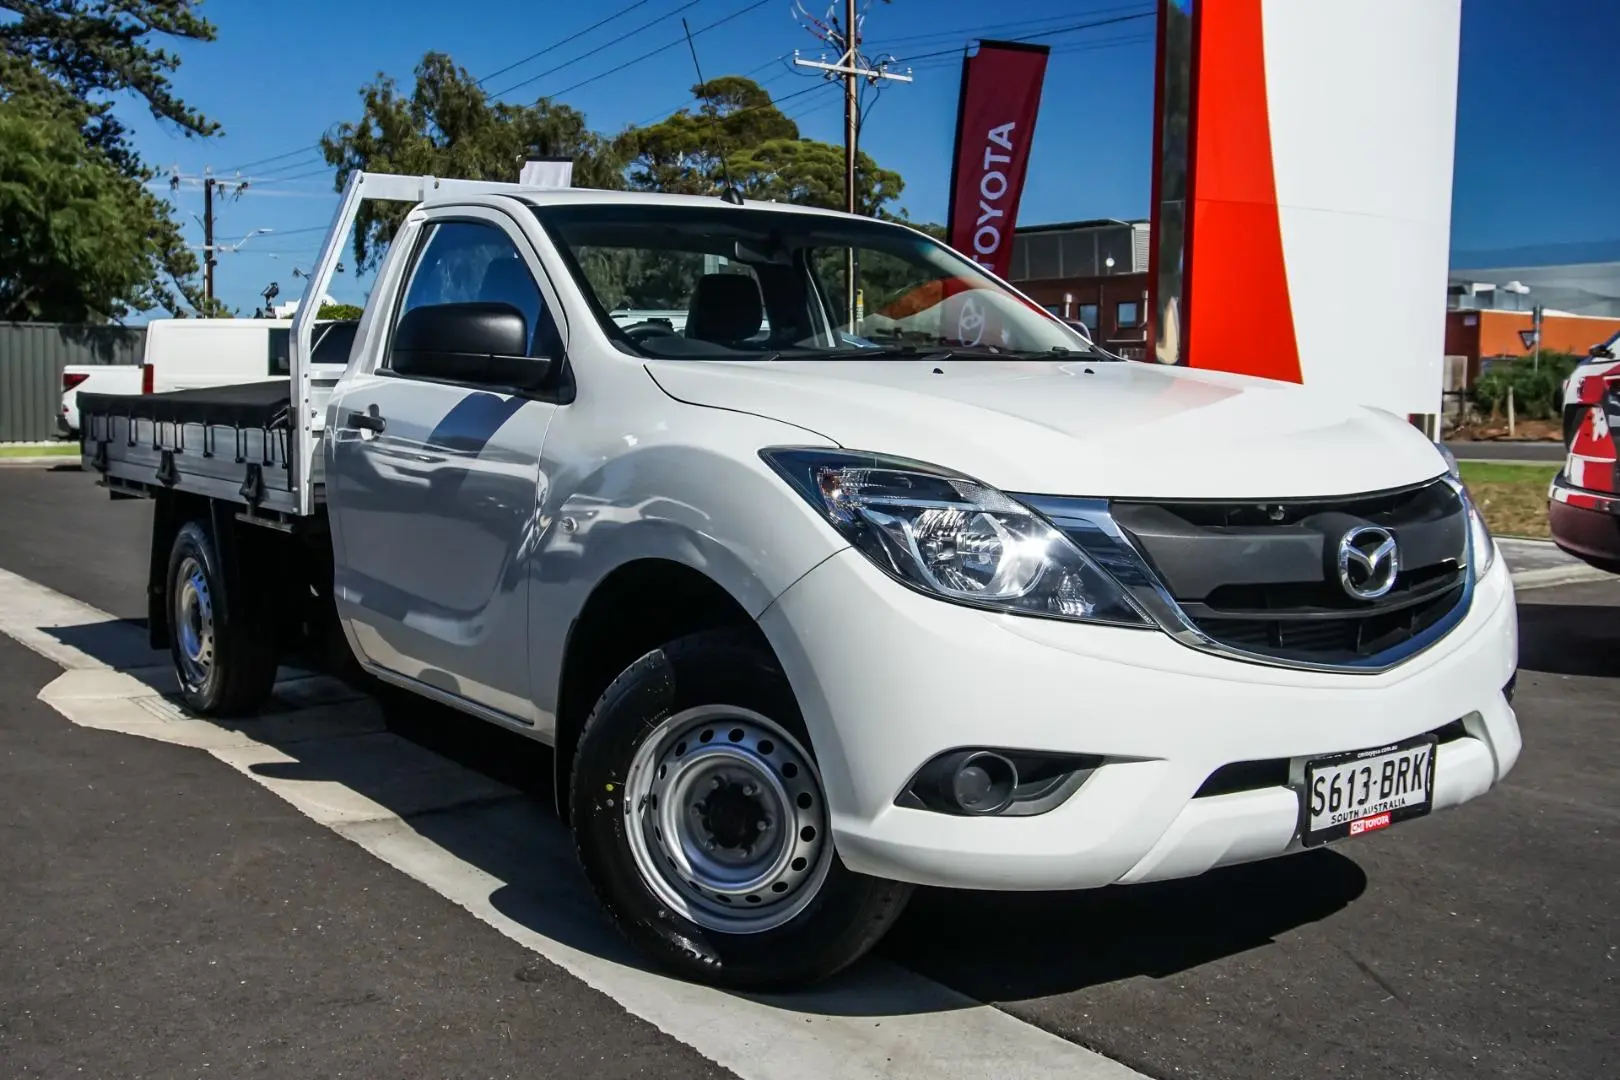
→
(78, 176, 1520, 989)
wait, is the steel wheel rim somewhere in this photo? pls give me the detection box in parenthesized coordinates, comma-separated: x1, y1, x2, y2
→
(173, 555, 215, 691)
(623, 706, 832, 934)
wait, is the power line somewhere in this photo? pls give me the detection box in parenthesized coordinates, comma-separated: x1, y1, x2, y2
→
(219, 4, 713, 180)
(904, 32, 1153, 72)
(488, 0, 711, 100)
(219, 144, 327, 175)
(631, 51, 795, 125)
(248, 153, 325, 177)
(216, 1, 782, 186)
(477, 0, 665, 86)
(891, 8, 1155, 65)
(868, 4, 1148, 52)
(225, 5, 1128, 201)
(784, 94, 840, 123)
(271, 166, 337, 184)
(508, 0, 773, 102)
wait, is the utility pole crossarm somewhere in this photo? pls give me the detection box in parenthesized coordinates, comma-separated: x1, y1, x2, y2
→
(791, 2, 914, 328)
(792, 55, 913, 81)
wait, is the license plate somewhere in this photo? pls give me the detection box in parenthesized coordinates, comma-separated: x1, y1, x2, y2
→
(1300, 735, 1436, 847)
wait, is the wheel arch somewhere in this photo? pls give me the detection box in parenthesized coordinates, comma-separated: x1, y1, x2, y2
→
(551, 557, 783, 822)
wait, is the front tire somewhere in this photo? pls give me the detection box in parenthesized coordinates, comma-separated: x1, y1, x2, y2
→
(165, 520, 279, 716)
(570, 629, 911, 989)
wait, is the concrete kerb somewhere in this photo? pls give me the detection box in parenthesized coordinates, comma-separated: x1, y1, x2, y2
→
(1500, 537, 1615, 591)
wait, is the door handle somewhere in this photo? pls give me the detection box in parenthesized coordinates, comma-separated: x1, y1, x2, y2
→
(347, 409, 386, 434)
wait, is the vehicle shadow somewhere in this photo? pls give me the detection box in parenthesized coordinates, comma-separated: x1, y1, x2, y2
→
(375, 694, 1370, 1014)
(1515, 595, 1620, 678)
(48, 618, 168, 672)
(879, 852, 1366, 1004)
(42, 618, 1371, 1017)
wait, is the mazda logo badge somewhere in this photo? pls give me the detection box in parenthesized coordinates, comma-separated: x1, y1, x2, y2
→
(1338, 525, 1400, 600)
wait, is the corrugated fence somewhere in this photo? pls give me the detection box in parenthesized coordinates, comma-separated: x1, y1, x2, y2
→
(0, 323, 144, 442)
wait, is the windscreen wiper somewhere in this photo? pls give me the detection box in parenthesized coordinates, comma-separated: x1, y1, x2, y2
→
(755, 343, 1109, 363)
(759, 344, 1003, 363)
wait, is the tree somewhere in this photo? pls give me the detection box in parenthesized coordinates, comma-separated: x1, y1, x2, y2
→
(728, 139, 903, 215)
(0, 1, 224, 320)
(321, 53, 625, 273)
(0, 102, 151, 321)
(317, 302, 365, 321)
(619, 76, 799, 195)
(321, 61, 914, 295)
(623, 77, 904, 217)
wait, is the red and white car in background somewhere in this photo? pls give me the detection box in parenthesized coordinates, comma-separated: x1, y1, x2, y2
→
(1550, 331, 1620, 572)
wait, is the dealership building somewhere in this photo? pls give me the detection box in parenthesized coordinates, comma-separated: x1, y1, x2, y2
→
(1007, 220, 1620, 373)
(1005, 219, 1153, 359)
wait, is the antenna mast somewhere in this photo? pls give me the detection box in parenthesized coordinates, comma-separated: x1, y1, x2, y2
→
(682, 18, 744, 205)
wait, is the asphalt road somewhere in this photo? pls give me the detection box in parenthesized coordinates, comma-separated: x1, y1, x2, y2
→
(0, 634, 734, 1080)
(1, 466, 1616, 1079)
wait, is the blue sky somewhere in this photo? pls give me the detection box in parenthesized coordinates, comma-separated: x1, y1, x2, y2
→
(115, 0, 1620, 316)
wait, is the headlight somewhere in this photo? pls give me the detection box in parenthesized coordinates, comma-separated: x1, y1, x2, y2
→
(1441, 453, 1492, 575)
(1435, 441, 1461, 479)
(1465, 491, 1497, 576)
(761, 448, 1152, 626)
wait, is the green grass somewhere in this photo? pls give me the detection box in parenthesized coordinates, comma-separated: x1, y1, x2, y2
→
(0, 443, 77, 458)
(1457, 461, 1561, 486)
(1457, 461, 1561, 539)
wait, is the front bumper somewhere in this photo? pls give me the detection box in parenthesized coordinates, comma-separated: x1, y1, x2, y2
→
(759, 547, 1520, 891)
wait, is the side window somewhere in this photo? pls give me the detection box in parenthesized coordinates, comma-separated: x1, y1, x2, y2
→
(311, 321, 360, 366)
(393, 220, 556, 362)
(267, 327, 291, 375)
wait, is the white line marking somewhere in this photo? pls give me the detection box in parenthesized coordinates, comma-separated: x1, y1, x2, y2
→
(0, 565, 1148, 1080)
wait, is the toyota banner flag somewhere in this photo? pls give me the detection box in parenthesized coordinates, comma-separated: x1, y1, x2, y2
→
(945, 40, 1050, 280)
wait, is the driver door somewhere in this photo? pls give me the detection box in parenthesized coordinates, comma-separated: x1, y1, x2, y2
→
(325, 209, 566, 722)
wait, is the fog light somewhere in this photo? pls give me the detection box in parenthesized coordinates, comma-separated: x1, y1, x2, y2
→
(898, 747, 1102, 817)
(949, 751, 1017, 815)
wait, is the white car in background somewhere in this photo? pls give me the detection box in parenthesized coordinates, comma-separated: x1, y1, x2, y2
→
(60, 318, 361, 438)
(59, 365, 142, 439)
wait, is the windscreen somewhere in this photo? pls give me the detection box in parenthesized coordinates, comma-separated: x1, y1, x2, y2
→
(531, 202, 1098, 361)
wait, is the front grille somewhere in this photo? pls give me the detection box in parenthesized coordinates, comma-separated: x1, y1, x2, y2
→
(1110, 478, 1469, 667)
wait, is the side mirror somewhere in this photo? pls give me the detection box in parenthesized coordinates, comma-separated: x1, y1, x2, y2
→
(390, 302, 550, 389)
(1590, 344, 1615, 361)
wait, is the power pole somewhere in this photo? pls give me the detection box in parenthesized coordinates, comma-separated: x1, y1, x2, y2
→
(202, 172, 217, 304)
(842, 0, 857, 220)
(793, 6, 912, 329)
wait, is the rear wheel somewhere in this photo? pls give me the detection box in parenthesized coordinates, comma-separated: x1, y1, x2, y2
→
(166, 520, 279, 716)
(570, 629, 911, 988)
